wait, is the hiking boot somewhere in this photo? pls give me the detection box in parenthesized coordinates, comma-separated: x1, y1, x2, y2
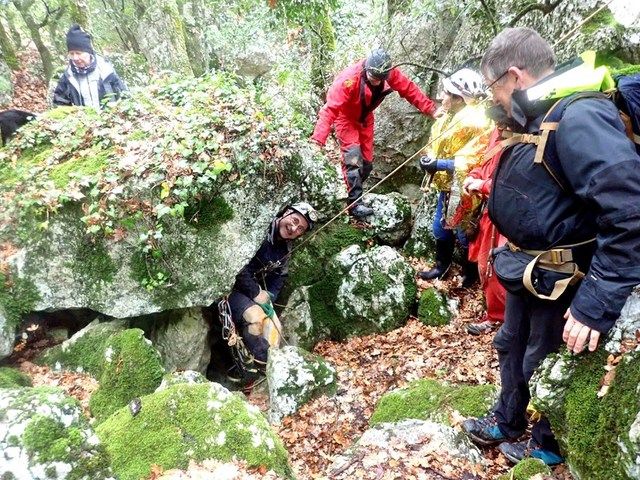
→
(462, 414, 508, 446)
(498, 439, 564, 466)
(418, 239, 454, 280)
(460, 253, 479, 288)
(351, 204, 374, 220)
(467, 319, 501, 336)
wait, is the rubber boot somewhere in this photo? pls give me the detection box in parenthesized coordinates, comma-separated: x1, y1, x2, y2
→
(461, 249, 480, 288)
(419, 239, 454, 280)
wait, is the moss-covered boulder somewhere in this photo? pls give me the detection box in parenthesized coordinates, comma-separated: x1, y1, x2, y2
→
(38, 319, 128, 377)
(96, 382, 292, 480)
(89, 328, 165, 423)
(404, 191, 437, 258)
(370, 378, 496, 426)
(531, 347, 640, 479)
(149, 307, 211, 375)
(0, 73, 341, 360)
(497, 458, 551, 480)
(0, 367, 32, 388)
(267, 346, 337, 424)
(329, 419, 482, 474)
(282, 244, 416, 348)
(361, 192, 412, 246)
(156, 370, 209, 392)
(417, 287, 452, 326)
(0, 386, 114, 479)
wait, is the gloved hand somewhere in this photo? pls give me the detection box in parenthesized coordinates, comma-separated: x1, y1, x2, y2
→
(254, 289, 275, 318)
(419, 156, 438, 173)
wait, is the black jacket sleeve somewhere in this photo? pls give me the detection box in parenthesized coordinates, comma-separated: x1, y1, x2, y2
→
(264, 264, 288, 300)
(52, 74, 73, 106)
(556, 98, 640, 333)
(233, 260, 262, 300)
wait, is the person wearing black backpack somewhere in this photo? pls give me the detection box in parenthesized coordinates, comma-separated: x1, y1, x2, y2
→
(460, 27, 640, 466)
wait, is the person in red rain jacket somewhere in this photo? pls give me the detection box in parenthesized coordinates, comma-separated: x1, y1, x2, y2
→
(311, 48, 437, 219)
(463, 128, 507, 335)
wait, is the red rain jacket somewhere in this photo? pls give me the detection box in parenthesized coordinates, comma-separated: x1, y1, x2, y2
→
(311, 60, 436, 145)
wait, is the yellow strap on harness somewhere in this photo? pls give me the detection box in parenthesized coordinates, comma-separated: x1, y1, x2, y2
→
(507, 237, 595, 300)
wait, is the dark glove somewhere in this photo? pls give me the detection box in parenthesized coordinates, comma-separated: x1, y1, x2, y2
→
(419, 156, 438, 174)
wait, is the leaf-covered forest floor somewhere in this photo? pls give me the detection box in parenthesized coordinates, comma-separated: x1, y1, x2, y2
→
(7, 270, 574, 480)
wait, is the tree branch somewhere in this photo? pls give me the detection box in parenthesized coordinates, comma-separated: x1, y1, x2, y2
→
(508, 0, 565, 27)
(478, 0, 498, 36)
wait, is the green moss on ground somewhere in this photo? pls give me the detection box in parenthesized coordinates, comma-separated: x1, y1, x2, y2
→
(370, 378, 496, 426)
(0, 367, 32, 388)
(37, 320, 126, 378)
(89, 328, 164, 423)
(544, 349, 640, 479)
(0, 272, 40, 330)
(497, 458, 551, 480)
(22, 415, 84, 463)
(96, 383, 292, 480)
(417, 287, 450, 326)
(0, 146, 52, 187)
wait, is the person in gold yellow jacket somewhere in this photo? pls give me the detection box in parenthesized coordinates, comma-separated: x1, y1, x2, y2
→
(418, 68, 493, 285)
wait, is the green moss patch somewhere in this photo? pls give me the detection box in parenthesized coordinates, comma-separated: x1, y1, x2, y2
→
(38, 320, 127, 378)
(0, 272, 40, 330)
(370, 378, 496, 426)
(543, 350, 640, 479)
(184, 196, 234, 230)
(89, 328, 164, 423)
(0, 146, 53, 187)
(417, 287, 451, 326)
(96, 383, 292, 480)
(497, 458, 551, 480)
(48, 147, 112, 189)
(0, 367, 32, 388)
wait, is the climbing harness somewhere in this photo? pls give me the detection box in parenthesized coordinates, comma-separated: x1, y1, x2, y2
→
(218, 297, 258, 381)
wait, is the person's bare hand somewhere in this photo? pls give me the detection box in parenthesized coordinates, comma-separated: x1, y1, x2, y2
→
(463, 177, 484, 194)
(562, 308, 600, 354)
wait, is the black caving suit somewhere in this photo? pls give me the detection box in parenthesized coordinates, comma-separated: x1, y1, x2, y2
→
(487, 86, 640, 452)
(228, 219, 290, 363)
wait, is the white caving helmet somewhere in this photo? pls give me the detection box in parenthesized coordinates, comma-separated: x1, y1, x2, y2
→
(442, 68, 486, 101)
(283, 202, 318, 231)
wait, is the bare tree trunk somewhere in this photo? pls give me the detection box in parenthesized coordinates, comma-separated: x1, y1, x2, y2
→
(310, 4, 335, 99)
(12, 0, 54, 80)
(0, 18, 19, 70)
(176, 0, 207, 76)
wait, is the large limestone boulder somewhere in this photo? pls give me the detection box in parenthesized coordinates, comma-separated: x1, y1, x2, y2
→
(370, 378, 496, 426)
(329, 419, 482, 477)
(0, 59, 12, 107)
(530, 289, 640, 480)
(96, 382, 292, 480)
(282, 244, 416, 348)
(0, 73, 340, 360)
(0, 387, 114, 480)
(362, 192, 412, 246)
(149, 307, 211, 375)
(38, 319, 129, 377)
(266, 346, 337, 424)
(89, 328, 165, 423)
(156, 370, 209, 392)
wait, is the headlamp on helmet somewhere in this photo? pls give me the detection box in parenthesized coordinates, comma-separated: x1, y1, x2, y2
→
(286, 202, 318, 231)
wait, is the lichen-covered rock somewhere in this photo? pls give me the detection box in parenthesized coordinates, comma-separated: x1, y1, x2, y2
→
(0, 367, 32, 388)
(283, 244, 416, 348)
(497, 458, 551, 480)
(370, 378, 496, 426)
(96, 382, 292, 480)
(404, 191, 437, 258)
(156, 370, 209, 392)
(530, 348, 640, 480)
(150, 307, 211, 375)
(0, 387, 114, 480)
(0, 73, 340, 360)
(329, 419, 482, 474)
(362, 192, 412, 246)
(336, 245, 417, 331)
(0, 60, 12, 107)
(417, 287, 452, 326)
(280, 286, 320, 350)
(267, 346, 337, 424)
(89, 328, 165, 423)
(605, 287, 640, 354)
(38, 319, 128, 377)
